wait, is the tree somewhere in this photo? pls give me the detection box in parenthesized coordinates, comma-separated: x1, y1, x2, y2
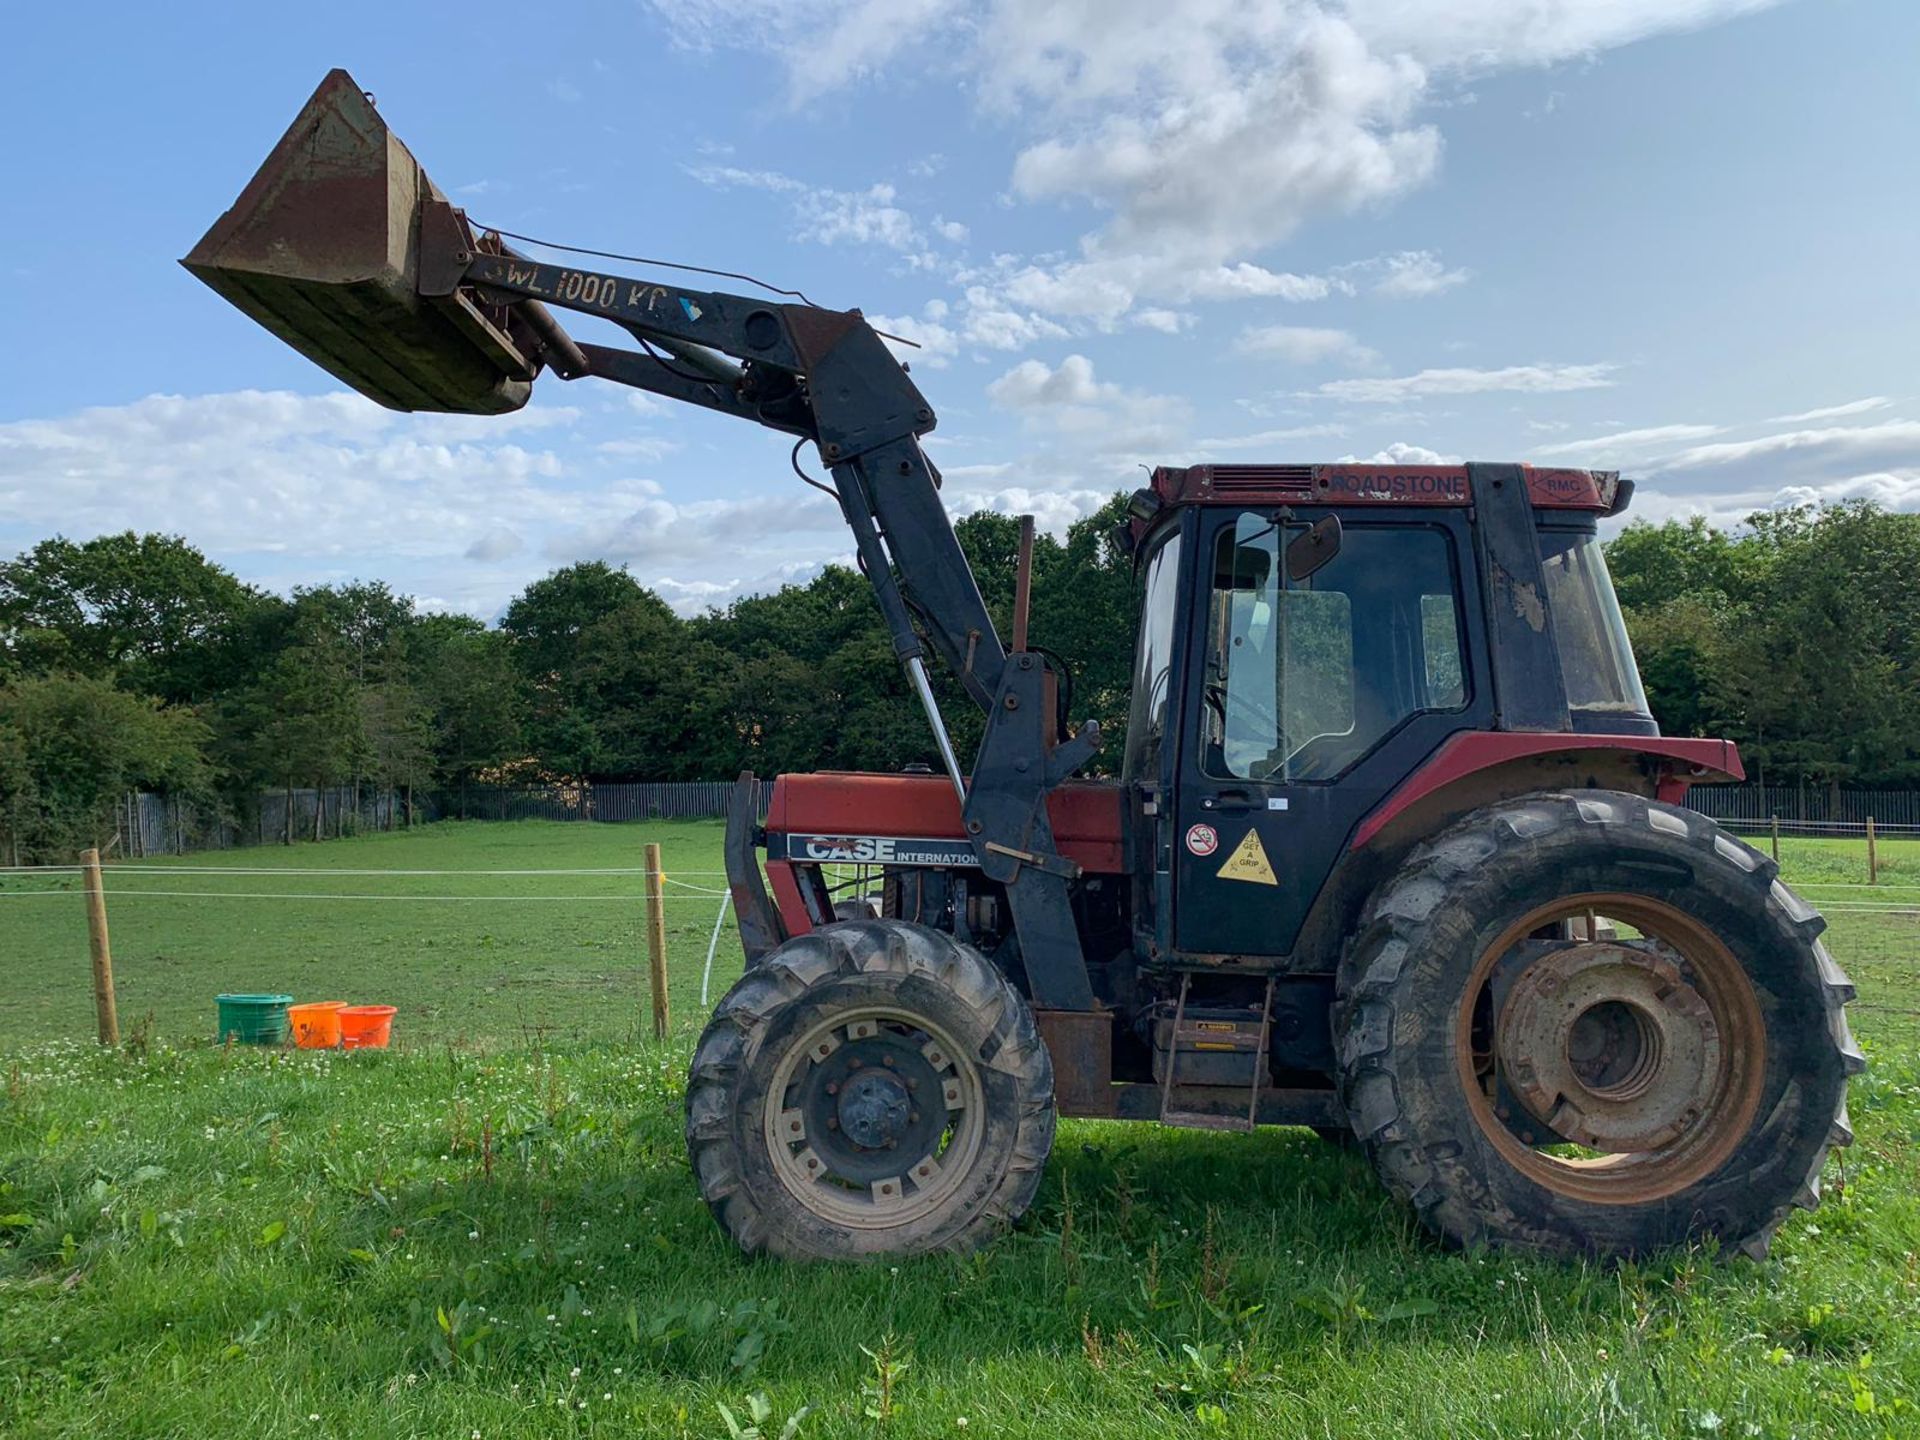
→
(1605, 515, 1759, 612)
(221, 638, 363, 842)
(1711, 502, 1920, 794)
(0, 672, 209, 861)
(503, 563, 651, 778)
(414, 619, 524, 814)
(360, 676, 436, 826)
(289, 581, 416, 685)
(0, 532, 267, 703)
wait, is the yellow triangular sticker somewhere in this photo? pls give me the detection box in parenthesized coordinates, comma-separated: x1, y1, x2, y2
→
(1217, 827, 1278, 886)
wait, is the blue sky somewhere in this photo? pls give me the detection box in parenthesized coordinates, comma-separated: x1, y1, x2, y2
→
(2, 0, 1915, 617)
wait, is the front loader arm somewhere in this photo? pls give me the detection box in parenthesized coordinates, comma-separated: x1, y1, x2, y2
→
(182, 67, 1100, 1009)
(452, 248, 1010, 718)
(459, 250, 1102, 1007)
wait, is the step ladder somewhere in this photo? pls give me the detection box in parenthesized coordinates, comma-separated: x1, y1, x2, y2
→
(1158, 972, 1278, 1131)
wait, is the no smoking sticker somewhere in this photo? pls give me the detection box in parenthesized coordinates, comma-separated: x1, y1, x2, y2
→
(1185, 823, 1219, 857)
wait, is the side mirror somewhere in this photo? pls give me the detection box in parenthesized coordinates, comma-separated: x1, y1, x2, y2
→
(1285, 514, 1343, 582)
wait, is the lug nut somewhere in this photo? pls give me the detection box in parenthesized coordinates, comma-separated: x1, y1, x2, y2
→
(826, 1081, 839, 1095)
(882, 1055, 896, 1068)
(849, 1058, 863, 1070)
(827, 1117, 838, 1130)
(907, 1078, 919, 1091)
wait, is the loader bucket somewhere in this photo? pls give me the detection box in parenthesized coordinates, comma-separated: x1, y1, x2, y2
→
(182, 69, 536, 414)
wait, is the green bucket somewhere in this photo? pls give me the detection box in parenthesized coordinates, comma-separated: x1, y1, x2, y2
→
(216, 993, 294, 1045)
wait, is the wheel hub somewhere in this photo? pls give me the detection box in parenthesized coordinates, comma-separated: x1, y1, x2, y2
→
(764, 1007, 985, 1229)
(1497, 943, 1720, 1153)
(838, 1069, 912, 1148)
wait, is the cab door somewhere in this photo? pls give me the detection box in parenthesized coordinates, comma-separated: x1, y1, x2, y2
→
(1172, 509, 1481, 959)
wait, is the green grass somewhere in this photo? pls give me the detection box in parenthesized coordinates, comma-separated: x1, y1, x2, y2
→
(2, 823, 1918, 1438)
(0, 820, 743, 1051)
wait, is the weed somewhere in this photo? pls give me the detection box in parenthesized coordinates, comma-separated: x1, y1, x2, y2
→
(860, 1333, 909, 1424)
(717, 1391, 811, 1440)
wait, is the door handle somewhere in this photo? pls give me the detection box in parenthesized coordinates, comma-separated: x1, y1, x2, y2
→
(1201, 790, 1255, 812)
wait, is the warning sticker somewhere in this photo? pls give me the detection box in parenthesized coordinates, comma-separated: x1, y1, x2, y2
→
(1217, 828, 1278, 886)
(1184, 823, 1219, 857)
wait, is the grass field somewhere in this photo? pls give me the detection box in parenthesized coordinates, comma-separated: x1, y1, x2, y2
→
(2, 822, 1918, 1438)
(0, 821, 745, 1051)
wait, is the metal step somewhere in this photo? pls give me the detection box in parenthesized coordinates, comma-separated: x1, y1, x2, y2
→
(1158, 972, 1277, 1132)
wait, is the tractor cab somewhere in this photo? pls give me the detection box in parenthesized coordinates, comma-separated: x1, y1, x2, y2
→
(1121, 463, 1652, 962)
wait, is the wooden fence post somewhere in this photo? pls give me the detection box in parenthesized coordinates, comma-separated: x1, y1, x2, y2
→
(81, 848, 119, 1047)
(1770, 813, 1780, 864)
(1867, 815, 1878, 886)
(644, 842, 670, 1041)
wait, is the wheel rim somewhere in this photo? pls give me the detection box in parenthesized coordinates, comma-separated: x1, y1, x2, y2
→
(1457, 892, 1767, 1205)
(763, 1006, 987, 1229)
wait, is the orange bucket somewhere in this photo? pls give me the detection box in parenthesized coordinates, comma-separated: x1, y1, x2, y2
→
(339, 1004, 397, 1050)
(288, 1000, 347, 1048)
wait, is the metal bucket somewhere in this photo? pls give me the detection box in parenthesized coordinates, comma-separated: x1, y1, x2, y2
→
(181, 69, 536, 414)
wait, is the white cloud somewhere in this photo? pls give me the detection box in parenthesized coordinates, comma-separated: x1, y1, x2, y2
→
(646, 1, 1767, 338)
(870, 301, 960, 367)
(1529, 423, 1723, 459)
(1195, 423, 1350, 452)
(1180, 263, 1338, 302)
(1346, 1, 1785, 71)
(690, 166, 957, 255)
(1340, 441, 1462, 465)
(983, 355, 1191, 475)
(945, 486, 1118, 536)
(0, 388, 854, 618)
(1314, 362, 1617, 402)
(1764, 397, 1892, 425)
(993, 8, 1440, 262)
(1624, 419, 1920, 530)
(547, 490, 844, 568)
(1236, 325, 1379, 368)
(0, 391, 578, 560)
(986, 354, 1117, 410)
(1653, 420, 1920, 478)
(956, 287, 1072, 350)
(464, 528, 525, 563)
(596, 437, 682, 461)
(1130, 308, 1192, 335)
(1366, 249, 1471, 298)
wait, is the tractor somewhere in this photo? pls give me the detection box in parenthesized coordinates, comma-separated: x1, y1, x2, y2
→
(185, 71, 1860, 1262)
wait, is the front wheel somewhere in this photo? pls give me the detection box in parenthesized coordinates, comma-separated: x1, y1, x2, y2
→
(686, 919, 1055, 1260)
(1336, 791, 1862, 1260)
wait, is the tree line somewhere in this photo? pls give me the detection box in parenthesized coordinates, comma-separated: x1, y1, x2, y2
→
(1, 494, 1913, 861)
(0, 500, 1135, 862)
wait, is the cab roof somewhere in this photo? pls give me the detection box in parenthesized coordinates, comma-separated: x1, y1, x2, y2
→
(1148, 463, 1626, 513)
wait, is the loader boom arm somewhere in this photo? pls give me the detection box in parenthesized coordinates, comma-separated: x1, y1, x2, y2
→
(453, 250, 1012, 719)
(462, 251, 1104, 1007)
(182, 69, 1100, 1008)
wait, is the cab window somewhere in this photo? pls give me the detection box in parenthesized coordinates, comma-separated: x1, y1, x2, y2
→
(1201, 515, 1466, 781)
(1122, 529, 1183, 785)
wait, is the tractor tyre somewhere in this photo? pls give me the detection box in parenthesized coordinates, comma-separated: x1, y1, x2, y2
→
(686, 918, 1055, 1260)
(1335, 790, 1862, 1260)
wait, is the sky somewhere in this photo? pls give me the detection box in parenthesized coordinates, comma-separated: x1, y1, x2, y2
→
(1, 0, 1915, 619)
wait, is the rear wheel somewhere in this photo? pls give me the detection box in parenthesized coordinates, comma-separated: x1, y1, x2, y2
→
(686, 919, 1055, 1260)
(1336, 791, 1862, 1259)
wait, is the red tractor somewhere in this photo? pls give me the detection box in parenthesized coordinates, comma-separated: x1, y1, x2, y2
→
(188, 72, 1860, 1263)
